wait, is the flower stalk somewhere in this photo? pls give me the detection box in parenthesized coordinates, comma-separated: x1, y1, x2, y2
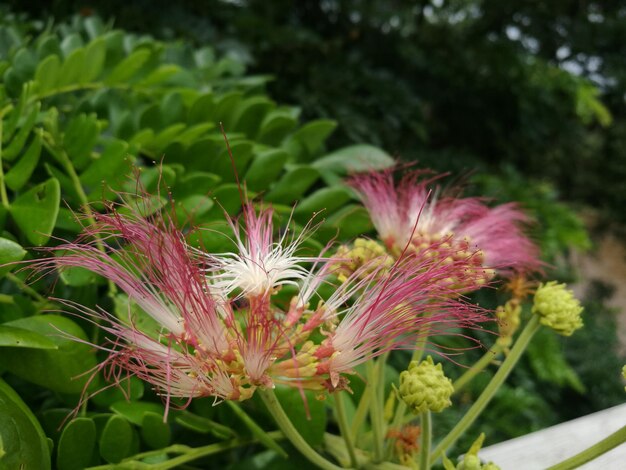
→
(432, 314, 541, 462)
(419, 410, 432, 470)
(259, 388, 347, 470)
(334, 392, 358, 468)
(452, 343, 504, 394)
(368, 359, 385, 462)
(547, 424, 626, 470)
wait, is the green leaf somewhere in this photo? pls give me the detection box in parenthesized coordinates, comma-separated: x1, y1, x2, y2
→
(283, 119, 337, 160)
(527, 328, 586, 393)
(213, 91, 243, 128)
(2, 84, 28, 143)
(84, 16, 105, 39)
(294, 186, 352, 219)
(105, 48, 151, 85)
(3, 101, 40, 162)
(257, 109, 299, 146)
(160, 92, 185, 126)
(80, 139, 129, 192)
(9, 178, 60, 246)
(139, 64, 181, 86)
(212, 141, 254, 182)
(57, 47, 86, 87)
(207, 184, 242, 216)
(60, 33, 83, 57)
(174, 123, 214, 146)
(325, 205, 374, 239)
(244, 149, 289, 192)
(5, 132, 42, 191)
(92, 376, 144, 408)
(0, 325, 58, 349)
(150, 123, 186, 151)
(58, 265, 102, 287)
(63, 113, 101, 169)
(265, 165, 320, 204)
(0, 237, 26, 277)
(110, 401, 165, 426)
(99, 415, 133, 464)
(0, 378, 51, 470)
(273, 386, 327, 447)
(175, 172, 221, 199)
(188, 93, 216, 125)
(1, 314, 98, 394)
(141, 412, 171, 450)
(175, 195, 214, 223)
(56, 418, 96, 470)
(232, 96, 275, 137)
(312, 144, 394, 174)
(33, 54, 61, 95)
(36, 35, 62, 60)
(81, 37, 107, 83)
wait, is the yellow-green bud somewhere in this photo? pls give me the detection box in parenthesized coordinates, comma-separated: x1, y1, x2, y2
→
(456, 455, 481, 470)
(482, 463, 501, 470)
(622, 365, 626, 391)
(398, 356, 453, 414)
(532, 282, 583, 336)
(455, 433, 500, 470)
(496, 300, 522, 347)
(334, 238, 392, 282)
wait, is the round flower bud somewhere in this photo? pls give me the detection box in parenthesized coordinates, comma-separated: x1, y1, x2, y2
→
(456, 454, 482, 470)
(482, 463, 501, 470)
(334, 238, 392, 282)
(532, 282, 583, 336)
(398, 356, 453, 414)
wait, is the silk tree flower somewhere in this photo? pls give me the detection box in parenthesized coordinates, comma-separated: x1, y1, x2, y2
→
(29, 197, 489, 409)
(348, 169, 541, 279)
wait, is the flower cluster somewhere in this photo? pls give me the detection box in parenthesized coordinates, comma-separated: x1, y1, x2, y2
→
(347, 169, 541, 285)
(33, 195, 489, 409)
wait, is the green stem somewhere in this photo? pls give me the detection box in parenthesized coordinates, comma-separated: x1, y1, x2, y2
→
(259, 389, 347, 470)
(419, 411, 431, 470)
(452, 343, 503, 394)
(86, 431, 283, 470)
(547, 424, 626, 470)
(431, 315, 541, 462)
(351, 384, 372, 441)
(367, 360, 385, 462)
(385, 400, 407, 459)
(334, 392, 358, 468)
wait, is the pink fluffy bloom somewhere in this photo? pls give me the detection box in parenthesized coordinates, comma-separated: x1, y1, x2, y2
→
(206, 205, 322, 298)
(348, 169, 541, 276)
(313, 254, 488, 387)
(28, 193, 490, 406)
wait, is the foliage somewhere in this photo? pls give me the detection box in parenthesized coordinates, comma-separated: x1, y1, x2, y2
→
(0, 12, 393, 468)
(0, 5, 624, 470)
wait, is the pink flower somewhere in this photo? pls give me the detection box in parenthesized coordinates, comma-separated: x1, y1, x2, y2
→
(313, 254, 488, 387)
(348, 169, 541, 276)
(29, 194, 490, 406)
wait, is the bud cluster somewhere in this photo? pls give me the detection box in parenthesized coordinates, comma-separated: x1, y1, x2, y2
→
(532, 282, 583, 336)
(399, 356, 454, 414)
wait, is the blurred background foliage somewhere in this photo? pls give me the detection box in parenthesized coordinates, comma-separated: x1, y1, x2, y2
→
(1, 1, 625, 467)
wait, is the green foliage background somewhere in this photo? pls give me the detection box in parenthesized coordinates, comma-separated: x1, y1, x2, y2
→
(0, 2, 625, 469)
